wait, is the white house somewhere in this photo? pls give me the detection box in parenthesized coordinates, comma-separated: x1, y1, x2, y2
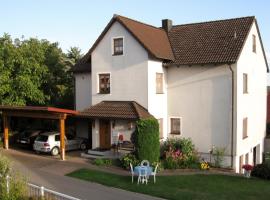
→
(73, 14, 269, 173)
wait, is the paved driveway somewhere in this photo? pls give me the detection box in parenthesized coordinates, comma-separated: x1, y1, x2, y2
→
(1, 148, 163, 200)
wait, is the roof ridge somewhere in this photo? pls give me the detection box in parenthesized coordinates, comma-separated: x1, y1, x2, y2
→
(171, 16, 255, 28)
(114, 14, 163, 31)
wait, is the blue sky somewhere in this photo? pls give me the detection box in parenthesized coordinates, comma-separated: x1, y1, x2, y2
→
(0, 0, 269, 64)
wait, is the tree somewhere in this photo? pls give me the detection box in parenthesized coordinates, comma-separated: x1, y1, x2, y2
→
(0, 34, 47, 105)
(0, 34, 82, 108)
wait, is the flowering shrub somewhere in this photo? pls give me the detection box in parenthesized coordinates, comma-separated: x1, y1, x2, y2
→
(120, 153, 139, 169)
(161, 138, 199, 169)
(200, 160, 210, 170)
(242, 164, 253, 171)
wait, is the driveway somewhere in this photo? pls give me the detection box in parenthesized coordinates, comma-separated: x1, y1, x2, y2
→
(1, 148, 163, 200)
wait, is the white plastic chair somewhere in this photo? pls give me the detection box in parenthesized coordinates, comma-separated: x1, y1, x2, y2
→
(137, 166, 148, 184)
(130, 163, 135, 183)
(151, 164, 158, 183)
(140, 160, 150, 167)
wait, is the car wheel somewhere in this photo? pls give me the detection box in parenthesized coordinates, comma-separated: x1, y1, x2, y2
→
(51, 147, 59, 156)
(80, 142, 87, 150)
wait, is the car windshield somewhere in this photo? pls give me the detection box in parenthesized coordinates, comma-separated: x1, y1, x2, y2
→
(35, 135, 48, 142)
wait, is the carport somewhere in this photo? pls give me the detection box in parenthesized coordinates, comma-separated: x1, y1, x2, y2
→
(0, 106, 78, 160)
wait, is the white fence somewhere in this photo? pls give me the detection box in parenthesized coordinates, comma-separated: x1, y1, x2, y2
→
(2, 175, 81, 200)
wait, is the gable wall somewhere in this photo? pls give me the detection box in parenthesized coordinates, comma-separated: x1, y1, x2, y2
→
(235, 21, 267, 172)
(91, 21, 149, 108)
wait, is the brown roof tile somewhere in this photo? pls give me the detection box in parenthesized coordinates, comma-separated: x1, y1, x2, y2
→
(78, 101, 153, 120)
(168, 16, 255, 65)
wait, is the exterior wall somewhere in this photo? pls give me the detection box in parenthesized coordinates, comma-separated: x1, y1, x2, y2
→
(75, 73, 92, 111)
(167, 64, 233, 167)
(91, 21, 149, 108)
(147, 60, 168, 139)
(234, 22, 267, 172)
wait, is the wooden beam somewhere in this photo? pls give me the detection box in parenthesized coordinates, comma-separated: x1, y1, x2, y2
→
(4, 111, 62, 119)
(3, 114, 9, 149)
(59, 114, 66, 160)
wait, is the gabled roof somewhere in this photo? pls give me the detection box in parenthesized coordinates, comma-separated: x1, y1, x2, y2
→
(77, 101, 153, 120)
(73, 15, 269, 72)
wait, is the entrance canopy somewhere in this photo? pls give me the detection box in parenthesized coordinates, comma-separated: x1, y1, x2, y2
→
(0, 105, 78, 160)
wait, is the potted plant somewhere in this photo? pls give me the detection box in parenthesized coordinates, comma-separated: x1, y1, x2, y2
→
(242, 164, 253, 178)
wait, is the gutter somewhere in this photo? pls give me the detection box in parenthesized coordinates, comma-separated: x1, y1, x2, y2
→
(229, 64, 234, 168)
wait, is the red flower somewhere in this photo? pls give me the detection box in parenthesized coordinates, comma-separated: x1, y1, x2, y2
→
(242, 164, 253, 171)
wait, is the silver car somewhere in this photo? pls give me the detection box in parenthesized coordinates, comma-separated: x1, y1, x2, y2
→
(33, 132, 88, 156)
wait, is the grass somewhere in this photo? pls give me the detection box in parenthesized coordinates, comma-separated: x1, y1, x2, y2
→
(67, 168, 270, 200)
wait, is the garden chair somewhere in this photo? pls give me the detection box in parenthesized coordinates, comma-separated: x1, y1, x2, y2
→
(137, 166, 148, 184)
(140, 160, 150, 167)
(151, 163, 158, 183)
(130, 163, 136, 183)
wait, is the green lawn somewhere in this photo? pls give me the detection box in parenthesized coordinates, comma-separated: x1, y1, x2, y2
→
(67, 169, 270, 200)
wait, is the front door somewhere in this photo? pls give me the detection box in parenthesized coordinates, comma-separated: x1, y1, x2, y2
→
(99, 120, 111, 149)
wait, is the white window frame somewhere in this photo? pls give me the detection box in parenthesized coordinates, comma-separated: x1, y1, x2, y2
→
(97, 72, 111, 94)
(111, 36, 124, 56)
(169, 117, 182, 135)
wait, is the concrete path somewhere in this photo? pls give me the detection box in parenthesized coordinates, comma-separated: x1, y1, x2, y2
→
(1, 148, 163, 200)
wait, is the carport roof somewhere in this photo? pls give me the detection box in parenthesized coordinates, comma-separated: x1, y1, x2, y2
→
(0, 105, 78, 119)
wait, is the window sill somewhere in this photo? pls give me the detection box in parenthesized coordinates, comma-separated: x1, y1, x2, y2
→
(242, 136, 248, 140)
(170, 132, 181, 135)
(156, 92, 164, 94)
(98, 92, 110, 95)
(112, 53, 123, 56)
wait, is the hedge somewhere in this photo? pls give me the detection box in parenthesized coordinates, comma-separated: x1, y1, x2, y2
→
(134, 118, 160, 163)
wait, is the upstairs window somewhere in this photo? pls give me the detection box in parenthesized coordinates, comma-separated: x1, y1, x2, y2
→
(243, 117, 248, 139)
(243, 73, 248, 94)
(252, 34, 256, 53)
(156, 73, 164, 94)
(113, 37, 123, 55)
(99, 73, 110, 94)
(170, 118, 181, 135)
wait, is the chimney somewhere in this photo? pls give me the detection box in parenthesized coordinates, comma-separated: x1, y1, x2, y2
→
(162, 19, 172, 32)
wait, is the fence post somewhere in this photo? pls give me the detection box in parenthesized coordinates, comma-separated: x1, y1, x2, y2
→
(6, 175, 9, 194)
(40, 186, 44, 197)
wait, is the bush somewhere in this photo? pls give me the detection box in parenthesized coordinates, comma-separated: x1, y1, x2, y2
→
(93, 159, 112, 166)
(0, 155, 28, 200)
(251, 163, 270, 180)
(161, 138, 199, 169)
(120, 153, 139, 170)
(212, 147, 226, 168)
(134, 118, 160, 163)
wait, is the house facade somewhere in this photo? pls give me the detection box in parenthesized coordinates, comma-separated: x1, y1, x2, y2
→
(73, 15, 268, 173)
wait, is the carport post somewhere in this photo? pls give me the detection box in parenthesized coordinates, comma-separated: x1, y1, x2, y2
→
(59, 114, 66, 160)
(3, 113, 9, 149)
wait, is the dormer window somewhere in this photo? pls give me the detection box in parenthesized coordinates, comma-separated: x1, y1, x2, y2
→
(113, 37, 123, 55)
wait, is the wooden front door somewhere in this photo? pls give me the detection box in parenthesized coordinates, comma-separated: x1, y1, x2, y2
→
(99, 120, 111, 149)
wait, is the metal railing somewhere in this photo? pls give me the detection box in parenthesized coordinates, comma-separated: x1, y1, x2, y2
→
(27, 183, 81, 200)
(1, 175, 80, 200)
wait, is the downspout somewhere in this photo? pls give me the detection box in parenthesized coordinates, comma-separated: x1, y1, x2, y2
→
(229, 64, 234, 168)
